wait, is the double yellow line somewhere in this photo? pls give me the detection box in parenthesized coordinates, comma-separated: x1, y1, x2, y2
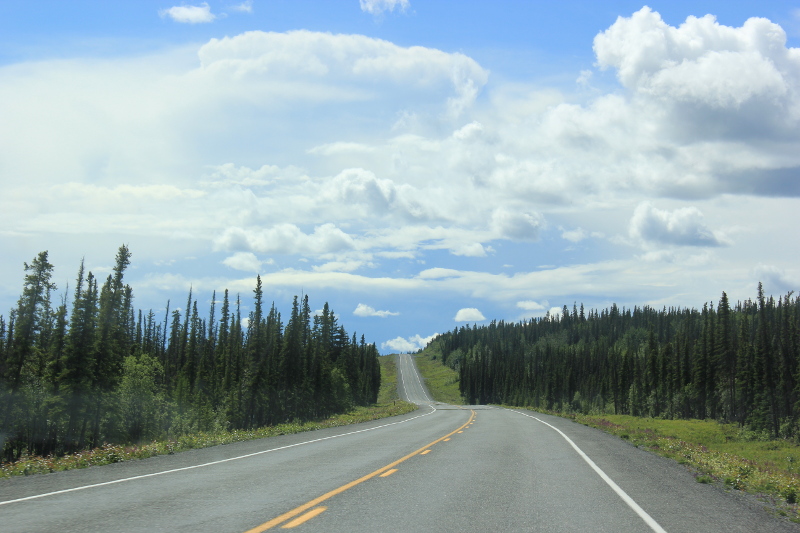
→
(245, 409, 476, 531)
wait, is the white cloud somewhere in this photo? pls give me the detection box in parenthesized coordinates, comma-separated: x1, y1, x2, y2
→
(230, 1, 253, 13)
(517, 300, 546, 311)
(452, 121, 484, 141)
(381, 333, 436, 353)
(214, 223, 356, 255)
(222, 252, 267, 272)
(491, 208, 543, 240)
(354, 303, 400, 317)
(313, 260, 371, 273)
(360, 0, 410, 16)
(594, 7, 800, 140)
(320, 168, 397, 214)
(160, 3, 216, 24)
(454, 307, 485, 322)
(450, 242, 487, 257)
(196, 31, 487, 102)
(629, 202, 729, 247)
(561, 227, 587, 243)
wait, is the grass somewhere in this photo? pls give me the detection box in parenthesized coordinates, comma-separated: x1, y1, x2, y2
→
(377, 354, 403, 404)
(412, 348, 464, 404)
(553, 412, 800, 518)
(0, 359, 417, 480)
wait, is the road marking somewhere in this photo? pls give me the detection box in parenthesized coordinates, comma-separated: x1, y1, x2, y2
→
(0, 406, 439, 507)
(443, 438, 451, 441)
(280, 506, 326, 528)
(379, 469, 398, 478)
(421, 449, 431, 455)
(457, 430, 463, 433)
(245, 410, 476, 532)
(510, 409, 668, 533)
(398, 354, 432, 404)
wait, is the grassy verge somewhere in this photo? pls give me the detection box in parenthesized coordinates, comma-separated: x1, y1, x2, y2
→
(413, 348, 463, 404)
(550, 412, 800, 519)
(377, 354, 402, 404)
(0, 359, 417, 480)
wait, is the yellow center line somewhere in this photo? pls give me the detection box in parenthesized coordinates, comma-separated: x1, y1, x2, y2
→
(244, 409, 475, 532)
(280, 506, 327, 529)
(421, 449, 431, 455)
(379, 469, 398, 478)
(443, 438, 450, 441)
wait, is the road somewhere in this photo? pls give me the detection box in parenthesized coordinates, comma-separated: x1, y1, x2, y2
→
(0, 353, 797, 532)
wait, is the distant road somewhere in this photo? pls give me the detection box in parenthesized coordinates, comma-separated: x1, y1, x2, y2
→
(0, 354, 797, 532)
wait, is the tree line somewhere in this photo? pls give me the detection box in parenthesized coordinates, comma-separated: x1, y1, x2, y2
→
(432, 284, 799, 438)
(0, 246, 381, 463)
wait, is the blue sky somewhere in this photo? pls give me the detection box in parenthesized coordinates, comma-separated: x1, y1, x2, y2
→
(2, 1, 799, 353)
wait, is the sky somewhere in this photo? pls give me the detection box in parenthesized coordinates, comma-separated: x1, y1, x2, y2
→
(1, 1, 799, 354)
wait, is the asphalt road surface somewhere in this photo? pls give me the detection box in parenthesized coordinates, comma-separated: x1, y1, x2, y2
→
(1, 353, 797, 532)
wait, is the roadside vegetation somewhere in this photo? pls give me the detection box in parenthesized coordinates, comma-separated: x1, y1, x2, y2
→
(412, 350, 463, 404)
(0, 356, 416, 479)
(559, 413, 800, 520)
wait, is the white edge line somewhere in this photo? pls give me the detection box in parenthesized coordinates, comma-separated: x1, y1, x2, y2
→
(398, 354, 410, 402)
(509, 409, 668, 533)
(0, 404, 438, 507)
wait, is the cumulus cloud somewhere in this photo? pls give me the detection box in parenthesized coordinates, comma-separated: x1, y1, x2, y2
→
(360, 0, 410, 15)
(214, 223, 356, 255)
(381, 333, 437, 353)
(491, 208, 543, 240)
(517, 300, 546, 311)
(629, 202, 729, 247)
(594, 7, 800, 139)
(454, 307, 485, 322)
(160, 3, 216, 24)
(354, 303, 400, 317)
(222, 252, 266, 272)
(321, 168, 397, 214)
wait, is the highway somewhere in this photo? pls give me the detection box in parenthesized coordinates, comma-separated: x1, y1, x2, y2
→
(1, 353, 798, 532)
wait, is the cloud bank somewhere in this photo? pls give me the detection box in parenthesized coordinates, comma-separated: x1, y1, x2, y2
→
(1, 7, 798, 353)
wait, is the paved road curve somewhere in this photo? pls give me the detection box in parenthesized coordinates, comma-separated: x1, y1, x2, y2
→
(0, 354, 797, 532)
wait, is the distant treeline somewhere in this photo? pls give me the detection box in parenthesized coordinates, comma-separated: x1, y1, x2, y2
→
(0, 246, 380, 462)
(432, 285, 799, 438)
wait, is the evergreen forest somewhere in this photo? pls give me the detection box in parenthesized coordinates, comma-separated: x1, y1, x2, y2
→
(433, 285, 800, 438)
(0, 247, 381, 463)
